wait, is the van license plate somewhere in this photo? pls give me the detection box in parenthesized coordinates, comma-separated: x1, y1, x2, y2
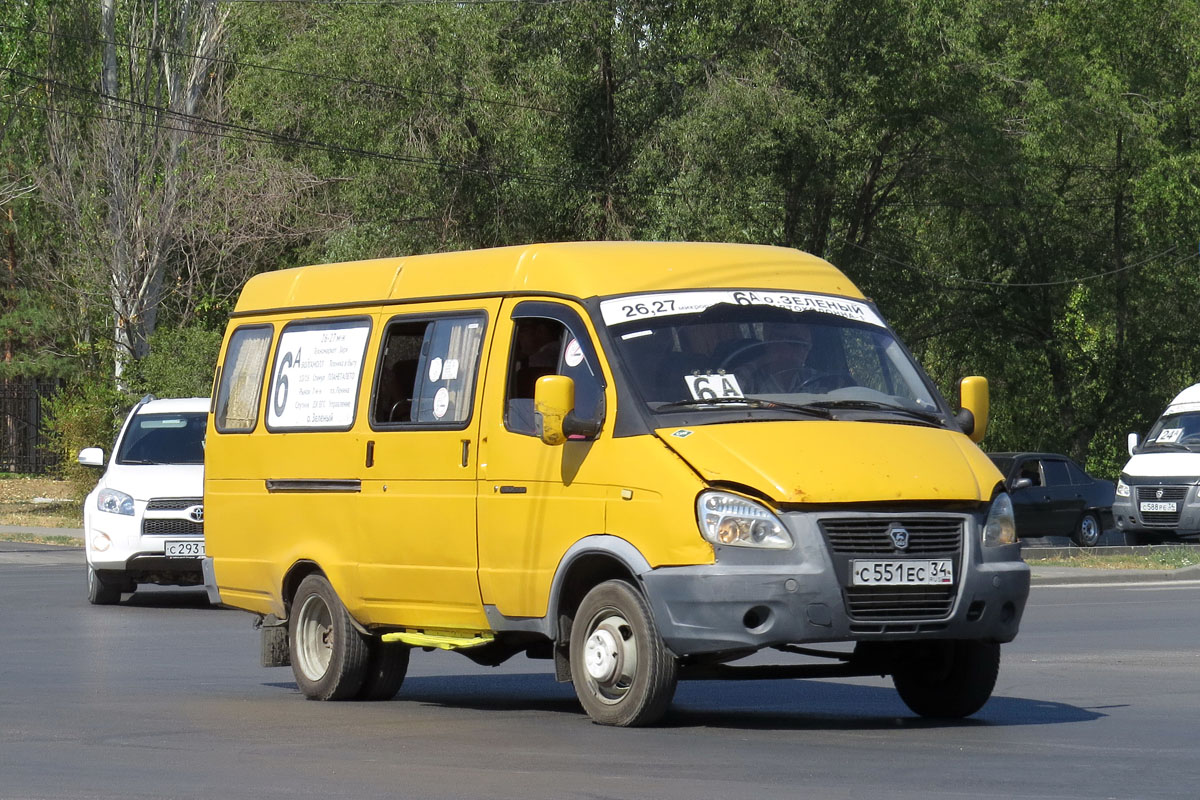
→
(1140, 501, 1177, 513)
(850, 559, 953, 586)
(165, 540, 205, 558)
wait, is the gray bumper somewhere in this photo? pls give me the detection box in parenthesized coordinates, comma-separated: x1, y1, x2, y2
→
(1113, 487, 1200, 538)
(642, 511, 1029, 657)
(201, 557, 224, 606)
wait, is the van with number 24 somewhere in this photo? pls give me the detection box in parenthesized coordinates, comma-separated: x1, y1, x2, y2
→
(202, 241, 1030, 727)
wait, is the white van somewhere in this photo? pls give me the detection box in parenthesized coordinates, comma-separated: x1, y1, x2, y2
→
(1115, 383, 1200, 544)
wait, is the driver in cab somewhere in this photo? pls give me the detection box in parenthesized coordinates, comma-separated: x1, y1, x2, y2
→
(734, 322, 816, 394)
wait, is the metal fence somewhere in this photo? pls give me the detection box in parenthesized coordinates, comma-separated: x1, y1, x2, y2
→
(0, 379, 61, 474)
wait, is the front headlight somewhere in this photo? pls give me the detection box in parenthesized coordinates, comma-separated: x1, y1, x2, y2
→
(982, 492, 1016, 546)
(697, 491, 793, 549)
(1116, 479, 1130, 498)
(97, 488, 135, 516)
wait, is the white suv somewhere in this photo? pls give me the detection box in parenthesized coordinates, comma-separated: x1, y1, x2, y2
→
(78, 396, 209, 605)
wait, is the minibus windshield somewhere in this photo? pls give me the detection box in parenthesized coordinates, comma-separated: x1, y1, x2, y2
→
(600, 290, 942, 421)
(1142, 412, 1200, 451)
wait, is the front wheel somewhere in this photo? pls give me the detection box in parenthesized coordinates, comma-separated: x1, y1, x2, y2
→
(569, 580, 678, 727)
(289, 574, 369, 700)
(86, 566, 122, 605)
(892, 640, 1000, 719)
(1072, 512, 1102, 547)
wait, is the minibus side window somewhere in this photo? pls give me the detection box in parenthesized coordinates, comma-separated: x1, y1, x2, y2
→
(214, 325, 273, 433)
(505, 316, 604, 437)
(372, 314, 486, 428)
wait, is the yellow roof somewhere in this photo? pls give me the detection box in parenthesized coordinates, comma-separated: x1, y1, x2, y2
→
(232, 241, 863, 314)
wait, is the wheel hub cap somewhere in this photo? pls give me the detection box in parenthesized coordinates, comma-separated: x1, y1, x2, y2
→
(585, 629, 619, 681)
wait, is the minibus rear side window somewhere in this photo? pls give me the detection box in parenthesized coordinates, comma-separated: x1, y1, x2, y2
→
(371, 313, 486, 429)
(214, 325, 273, 433)
(265, 317, 373, 432)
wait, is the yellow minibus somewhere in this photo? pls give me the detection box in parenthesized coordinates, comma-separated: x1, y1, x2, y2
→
(203, 241, 1028, 726)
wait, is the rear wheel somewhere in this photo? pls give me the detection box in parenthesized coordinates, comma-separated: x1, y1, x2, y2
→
(1072, 512, 1102, 547)
(289, 574, 369, 700)
(86, 566, 122, 605)
(356, 639, 410, 701)
(569, 580, 678, 727)
(892, 640, 1000, 719)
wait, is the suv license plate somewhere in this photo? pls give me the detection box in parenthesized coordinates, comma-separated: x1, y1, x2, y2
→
(165, 540, 205, 558)
(1140, 501, 1177, 513)
(851, 559, 953, 586)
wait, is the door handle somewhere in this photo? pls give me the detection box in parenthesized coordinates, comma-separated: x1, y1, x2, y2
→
(496, 485, 527, 494)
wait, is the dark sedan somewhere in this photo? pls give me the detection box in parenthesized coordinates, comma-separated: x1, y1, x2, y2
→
(988, 452, 1116, 547)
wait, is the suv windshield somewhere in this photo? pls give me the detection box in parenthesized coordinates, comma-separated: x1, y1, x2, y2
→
(1141, 412, 1200, 452)
(116, 412, 207, 465)
(600, 289, 943, 423)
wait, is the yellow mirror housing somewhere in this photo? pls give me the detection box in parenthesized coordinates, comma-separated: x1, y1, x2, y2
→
(959, 376, 989, 443)
(535, 375, 575, 446)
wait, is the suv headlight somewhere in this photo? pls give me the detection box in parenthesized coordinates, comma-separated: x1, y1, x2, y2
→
(697, 491, 793, 549)
(1116, 479, 1130, 498)
(97, 488, 135, 516)
(983, 492, 1016, 546)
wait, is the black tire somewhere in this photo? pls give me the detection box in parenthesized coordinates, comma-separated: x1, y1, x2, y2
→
(1072, 512, 1102, 547)
(87, 566, 122, 605)
(892, 640, 1000, 719)
(356, 639, 410, 701)
(569, 580, 678, 727)
(289, 574, 369, 700)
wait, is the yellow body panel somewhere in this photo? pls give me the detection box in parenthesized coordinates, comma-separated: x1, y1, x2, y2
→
(656, 421, 1004, 503)
(232, 241, 862, 315)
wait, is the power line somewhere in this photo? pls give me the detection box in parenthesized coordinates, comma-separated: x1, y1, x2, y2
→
(842, 239, 1192, 288)
(0, 22, 563, 115)
(2, 69, 570, 185)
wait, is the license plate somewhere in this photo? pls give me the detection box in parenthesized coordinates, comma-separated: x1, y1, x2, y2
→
(1140, 501, 1177, 513)
(850, 559, 953, 586)
(165, 540, 205, 558)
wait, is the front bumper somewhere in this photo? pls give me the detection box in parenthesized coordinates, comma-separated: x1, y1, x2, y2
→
(85, 498, 205, 584)
(1114, 483, 1200, 538)
(642, 509, 1029, 657)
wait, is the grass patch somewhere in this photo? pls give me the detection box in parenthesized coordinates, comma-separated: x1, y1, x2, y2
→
(1026, 547, 1200, 570)
(0, 532, 83, 546)
(0, 477, 84, 529)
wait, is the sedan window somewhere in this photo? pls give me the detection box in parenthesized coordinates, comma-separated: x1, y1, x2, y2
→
(1041, 460, 1071, 487)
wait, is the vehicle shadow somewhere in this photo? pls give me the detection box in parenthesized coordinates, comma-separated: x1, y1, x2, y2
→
(275, 672, 1105, 731)
(119, 586, 214, 609)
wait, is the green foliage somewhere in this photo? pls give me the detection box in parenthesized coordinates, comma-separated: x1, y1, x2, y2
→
(10, 0, 1200, 485)
(40, 374, 129, 498)
(122, 326, 222, 400)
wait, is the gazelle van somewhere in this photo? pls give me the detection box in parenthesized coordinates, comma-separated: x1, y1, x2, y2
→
(1115, 382, 1200, 544)
(203, 241, 1029, 726)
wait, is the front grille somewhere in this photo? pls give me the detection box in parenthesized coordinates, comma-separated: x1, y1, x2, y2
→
(819, 516, 964, 622)
(820, 517, 962, 555)
(146, 497, 202, 511)
(843, 586, 956, 620)
(142, 518, 203, 536)
(1135, 486, 1188, 526)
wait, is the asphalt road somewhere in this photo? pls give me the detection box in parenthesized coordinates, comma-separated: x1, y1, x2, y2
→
(3, 544, 1199, 800)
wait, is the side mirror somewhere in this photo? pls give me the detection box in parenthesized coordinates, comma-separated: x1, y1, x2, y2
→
(1127, 432, 1140, 456)
(1012, 477, 1033, 491)
(78, 447, 105, 467)
(955, 376, 989, 444)
(534, 375, 601, 446)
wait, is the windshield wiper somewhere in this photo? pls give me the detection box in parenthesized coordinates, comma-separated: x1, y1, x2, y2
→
(1144, 441, 1194, 452)
(119, 458, 163, 465)
(805, 399, 945, 426)
(654, 397, 834, 418)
